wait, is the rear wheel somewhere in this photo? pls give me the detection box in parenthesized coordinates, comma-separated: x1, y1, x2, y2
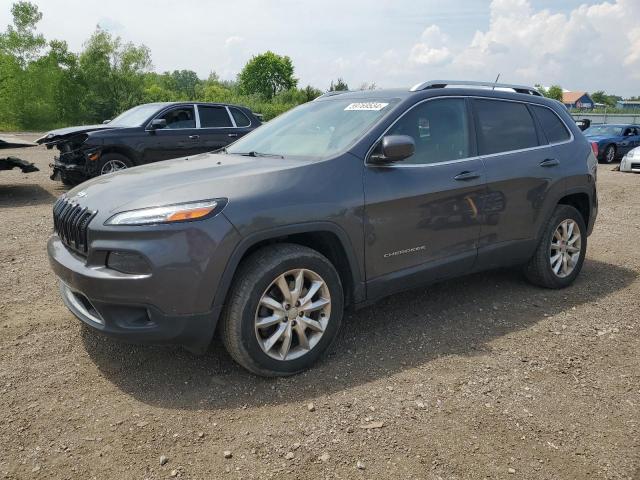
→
(524, 205, 586, 289)
(221, 244, 343, 376)
(97, 153, 133, 175)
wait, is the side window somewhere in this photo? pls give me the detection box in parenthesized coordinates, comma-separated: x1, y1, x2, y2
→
(198, 106, 233, 128)
(531, 105, 571, 144)
(386, 98, 470, 165)
(474, 99, 539, 155)
(230, 107, 251, 127)
(159, 106, 195, 129)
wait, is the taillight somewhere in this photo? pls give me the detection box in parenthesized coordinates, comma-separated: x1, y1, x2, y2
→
(591, 142, 599, 157)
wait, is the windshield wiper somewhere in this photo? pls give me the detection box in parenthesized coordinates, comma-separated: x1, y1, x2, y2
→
(237, 151, 284, 159)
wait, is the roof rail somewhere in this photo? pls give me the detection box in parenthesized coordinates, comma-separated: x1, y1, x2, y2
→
(314, 90, 350, 100)
(409, 80, 542, 97)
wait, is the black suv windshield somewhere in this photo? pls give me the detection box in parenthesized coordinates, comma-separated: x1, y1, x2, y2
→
(227, 98, 399, 159)
(109, 104, 164, 127)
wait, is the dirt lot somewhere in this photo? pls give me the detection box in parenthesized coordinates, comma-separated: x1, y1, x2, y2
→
(1, 135, 639, 480)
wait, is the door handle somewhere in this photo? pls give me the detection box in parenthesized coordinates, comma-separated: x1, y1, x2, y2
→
(539, 158, 559, 167)
(453, 171, 481, 181)
(228, 133, 239, 138)
(188, 135, 199, 140)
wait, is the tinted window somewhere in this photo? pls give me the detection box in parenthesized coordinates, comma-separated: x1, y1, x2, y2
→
(198, 106, 232, 128)
(230, 107, 251, 127)
(474, 99, 539, 155)
(159, 106, 195, 129)
(532, 105, 570, 144)
(386, 98, 470, 165)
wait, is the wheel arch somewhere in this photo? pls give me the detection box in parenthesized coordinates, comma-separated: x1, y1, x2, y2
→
(100, 145, 139, 165)
(212, 222, 365, 312)
(535, 186, 594, 244)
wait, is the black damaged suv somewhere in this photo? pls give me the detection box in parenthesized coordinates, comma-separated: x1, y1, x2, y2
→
(38, 102, 260, 185)
(48, 80, 597, 376)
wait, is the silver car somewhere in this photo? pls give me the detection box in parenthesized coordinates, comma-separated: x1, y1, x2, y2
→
(620, 146, 640, 173)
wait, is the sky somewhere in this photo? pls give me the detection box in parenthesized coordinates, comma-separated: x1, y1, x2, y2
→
(2, 0, 639, 96)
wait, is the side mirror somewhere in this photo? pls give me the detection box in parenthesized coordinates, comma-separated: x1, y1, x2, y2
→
(102, 119, 111, 124)
(370, 135, 415, 164)
(149, 118, 167, 130)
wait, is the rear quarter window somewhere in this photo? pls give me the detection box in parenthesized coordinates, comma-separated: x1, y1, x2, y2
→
(531, 105, 571, 144)
(474, 99, 539, 155)
(230, 107, 251, 127)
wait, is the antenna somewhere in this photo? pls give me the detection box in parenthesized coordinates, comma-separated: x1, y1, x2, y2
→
(493, 74, 501, 90)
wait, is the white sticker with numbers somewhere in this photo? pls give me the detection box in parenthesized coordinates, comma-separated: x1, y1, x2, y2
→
(344, 102, 389, 111)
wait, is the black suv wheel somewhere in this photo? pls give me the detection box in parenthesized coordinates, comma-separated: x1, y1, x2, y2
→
(524, 205, 586, 288)
(98, 153, 133, 175)
(221, 243, 344, 376)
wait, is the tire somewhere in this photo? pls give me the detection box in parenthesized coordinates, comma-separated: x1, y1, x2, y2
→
(524, 205, 587, 289)
(602, 144, 616, 164)
(220, 243, 344, 376)
(97, 153, 133, 175)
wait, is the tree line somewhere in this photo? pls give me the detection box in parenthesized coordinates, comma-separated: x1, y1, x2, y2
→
(2, 2, 636, 131)
(0, 2, 349, 131)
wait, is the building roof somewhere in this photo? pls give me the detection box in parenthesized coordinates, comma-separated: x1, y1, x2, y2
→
(618, 100, 640, 105)
(562, 91, 589, 104)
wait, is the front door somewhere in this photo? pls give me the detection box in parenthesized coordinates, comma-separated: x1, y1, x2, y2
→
(364, 97, 485, 299)
(141, 105, 203, 163)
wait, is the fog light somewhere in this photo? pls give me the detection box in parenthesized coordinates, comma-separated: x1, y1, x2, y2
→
(106, 251, 151, 275)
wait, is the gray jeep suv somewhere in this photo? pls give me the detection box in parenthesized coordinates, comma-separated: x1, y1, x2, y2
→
(48, 80, 598, 376)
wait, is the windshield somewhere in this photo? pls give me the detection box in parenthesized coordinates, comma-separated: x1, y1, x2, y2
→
(584, 125, 623, 136)
(108, 104, 164, 127)
(226, 98, 399, 159)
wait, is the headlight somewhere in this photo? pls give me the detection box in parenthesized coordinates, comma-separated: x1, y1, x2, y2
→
(105, 199, 224, 226)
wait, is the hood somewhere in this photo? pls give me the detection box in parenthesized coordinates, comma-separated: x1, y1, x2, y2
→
(36, 124, 122, 145)
(583, 134, 616, 143)
(65, 152, 312, 218)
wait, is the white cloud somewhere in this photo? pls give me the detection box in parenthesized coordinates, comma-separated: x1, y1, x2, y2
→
(224, 36, 244, 48)
(447, 0, 640, 93)
(409, 25, 452, 66)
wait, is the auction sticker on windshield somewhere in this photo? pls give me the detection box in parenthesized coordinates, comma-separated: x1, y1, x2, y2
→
(344, 102, 389, 111)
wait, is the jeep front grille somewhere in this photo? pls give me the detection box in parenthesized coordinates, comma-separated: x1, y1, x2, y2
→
(53, 197, 96, 254)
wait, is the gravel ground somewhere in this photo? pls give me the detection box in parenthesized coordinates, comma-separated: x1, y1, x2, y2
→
(1, 135, 639, 479)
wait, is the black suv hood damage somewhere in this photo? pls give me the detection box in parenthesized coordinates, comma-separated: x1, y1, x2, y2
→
(36, 124, 120, 146)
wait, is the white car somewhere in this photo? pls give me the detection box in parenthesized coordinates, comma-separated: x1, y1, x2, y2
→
(620, 146, 640, 173)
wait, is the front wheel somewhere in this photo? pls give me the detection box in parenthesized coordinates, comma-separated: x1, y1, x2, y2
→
(221, 243, 344, 376)
(97, 153, 133, 175)
(602, 144, 616, 164)
(524, 205, 587, 289)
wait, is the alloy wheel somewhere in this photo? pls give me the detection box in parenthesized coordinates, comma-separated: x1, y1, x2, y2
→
(549, 219, 582, 278)
(605, 146, 615, 163)
(100, 159, 128, 175)
(254, 268, 331, 361)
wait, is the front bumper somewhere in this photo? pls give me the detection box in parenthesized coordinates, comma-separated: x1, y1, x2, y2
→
(620, 155, 640, 173)
(47, 213, 239, 353)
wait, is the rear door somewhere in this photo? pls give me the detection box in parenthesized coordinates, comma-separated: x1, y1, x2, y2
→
(363, 97, 486, 298)
(141, 105, 202, 162)
(472, 98, 569, 269)
(196, 105, 240, 152)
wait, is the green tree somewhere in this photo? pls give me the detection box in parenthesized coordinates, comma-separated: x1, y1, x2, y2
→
(0, 1, 45, 65)
(329, 78, 348, 91)
(78, 28, 152, 122)
(237, 51, 297, 99)
(545, 85, 563, 101)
